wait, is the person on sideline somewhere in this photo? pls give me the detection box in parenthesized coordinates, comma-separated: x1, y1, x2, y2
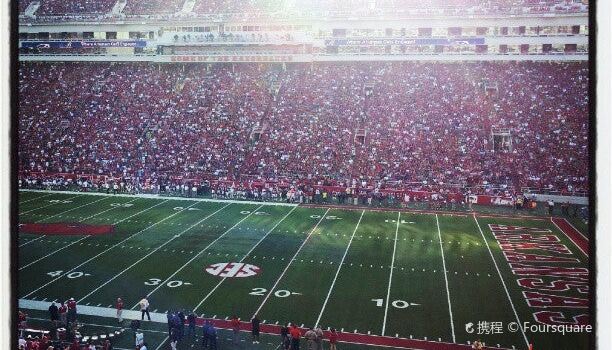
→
(139, 296, 151, 321)
(116, 298, 124, 324)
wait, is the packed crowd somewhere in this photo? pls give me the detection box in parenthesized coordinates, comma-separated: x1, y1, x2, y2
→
(36, 0, 116, 15)
(19, 0, 587, 16)
(123, 0, 185, 15)
(19, 61, 589, 195)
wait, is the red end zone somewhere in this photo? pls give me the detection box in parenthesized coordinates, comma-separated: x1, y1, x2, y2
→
(550, 218, 589, 256)
(19, 223, 115, 236)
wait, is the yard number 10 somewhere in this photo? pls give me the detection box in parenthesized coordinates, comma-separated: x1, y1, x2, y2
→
(371, 298, 418, 309)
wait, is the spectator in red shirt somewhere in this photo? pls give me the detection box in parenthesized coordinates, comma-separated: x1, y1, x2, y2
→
(39, 335, 48, 350)
(116, 297, 124, 324)
(68, 339, 79, 350)
(18, 311, 27, 330)
(289, 324, 301, 350)
(58, 302, 67, 326)
(328, 328, 338, 350)
(66, 298, 77, 325)
(230, 315, 241, 345)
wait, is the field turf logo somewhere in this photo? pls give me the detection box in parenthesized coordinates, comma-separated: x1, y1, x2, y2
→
(205, 262, 261, 278)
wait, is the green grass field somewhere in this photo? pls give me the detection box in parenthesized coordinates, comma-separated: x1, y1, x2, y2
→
(17, 190, 592, 350)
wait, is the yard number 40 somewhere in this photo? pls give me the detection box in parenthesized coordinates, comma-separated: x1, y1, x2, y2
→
(47, 270, 89, 279)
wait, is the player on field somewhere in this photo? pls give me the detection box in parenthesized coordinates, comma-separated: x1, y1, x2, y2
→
(177, 310, 186, 339)
(251, 315, 261, 344)
(231, 315, 241, 345)
(139, 296, 151, 321)
(202, 320, 217, 350)
(48, 302, 59, 326)
(58, 301, 67, 326)
(314, 326, 324, 350)
(304, 327, 317, 350)
(289, 324, 301, 350)
(328, 329, 338, 350)
(187, 311, 196, 338)
(280, 324, 290, 350)
(66, 297, 77, 325)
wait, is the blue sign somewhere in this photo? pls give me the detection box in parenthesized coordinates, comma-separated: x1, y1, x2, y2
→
(20, 40, 147, 49)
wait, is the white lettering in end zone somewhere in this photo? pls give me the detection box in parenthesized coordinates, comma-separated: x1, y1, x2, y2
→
(205, 263, 260, 278)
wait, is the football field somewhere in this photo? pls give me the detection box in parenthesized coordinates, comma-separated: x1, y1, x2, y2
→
(17, 190, 591, 350)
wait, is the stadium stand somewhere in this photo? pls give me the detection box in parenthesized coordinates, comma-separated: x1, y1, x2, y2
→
(123, 0, 185, 15)
(36, 0, 116, 15)
(18, 61, 588, 195)
(19, 0, 587, 17)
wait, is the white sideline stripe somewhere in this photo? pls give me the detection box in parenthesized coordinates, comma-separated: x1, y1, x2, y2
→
(20, 192, 54, 204)
(79, 201, 207, 303)
(252, 208, 331, 318)
(550, 218, 588, 256)
(19, 194, 83, 215)
(381, 212, 400, 336)
(193, 206, 298, 312)
(473, 214, 529, 347)
(20, 189, 298, 207)
(435, 214, 456, 343)
(130, 202, 240, 307)
(18, 195, 108, 248)
(19, 198, 140, 271)
(562, 218, 588, 241)
(21, 200, 171, 298)
(26, 316, 168, 335)
(20, 299, 170, 322)
(314, 210, 365, 327)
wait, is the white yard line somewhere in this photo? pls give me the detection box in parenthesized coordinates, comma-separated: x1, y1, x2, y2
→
(154, 336, 169, 350)
(19, 192, 54, 204)
(22, 195, 108, 222)
(19, 198, 140, 271)
(130, 202, 248, 308)
(252, 208, 331, 318)
(21, 200, 172, 298)
(473, 214, 529, 348)
(435, 214, 456, 343)
(381, 212, 401, 336)
(314, 209, 365, 327)
(19, 194, 83, 216)
(193, 206, 298, 312)
(550, 218, 588, 256)
(78, 201, 212, 303)
(20, 189, 298, 207)
(20, 236, 89, 269)
(18, 236, 45, 247)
